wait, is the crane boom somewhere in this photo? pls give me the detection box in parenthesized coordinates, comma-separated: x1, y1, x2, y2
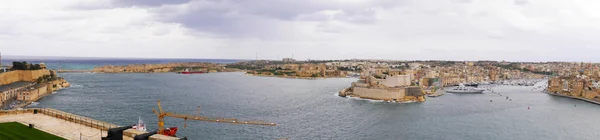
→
(153, 100, 276, 136)
(164, 112, 275, 126)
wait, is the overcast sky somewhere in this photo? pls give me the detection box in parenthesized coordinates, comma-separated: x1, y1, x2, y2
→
(1, 0, 600, 61)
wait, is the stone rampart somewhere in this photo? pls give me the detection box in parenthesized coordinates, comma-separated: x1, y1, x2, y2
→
(0, 70, 51, 85)
(353, 87, 406, 100)
(0, 71, 20, 85)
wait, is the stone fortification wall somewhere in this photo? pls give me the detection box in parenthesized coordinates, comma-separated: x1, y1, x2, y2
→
(353, 87, 406, 100)
(20, 70, 51, 82)
(383, 75, 411, 87)
(0, 71, 20, 85)
(0, 70, 51, 85)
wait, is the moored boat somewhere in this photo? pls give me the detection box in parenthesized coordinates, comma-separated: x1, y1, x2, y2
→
(132, 116, 147, 131)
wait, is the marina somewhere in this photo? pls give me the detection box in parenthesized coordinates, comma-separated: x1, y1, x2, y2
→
(445, 84, 485, 94)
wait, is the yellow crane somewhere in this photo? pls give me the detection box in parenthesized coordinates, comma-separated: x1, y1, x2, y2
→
(152, 100, 276, 136)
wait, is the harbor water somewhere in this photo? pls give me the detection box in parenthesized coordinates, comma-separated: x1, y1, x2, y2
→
(36, 72, 600, 140)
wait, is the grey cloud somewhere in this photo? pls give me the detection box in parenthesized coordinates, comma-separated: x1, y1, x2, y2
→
(335, 9, 378, 24)
(151, 1, 274, 38)
(114, 0, 192, 7)
(451, 0, 472, 4)
(148, 0, 402, 37)
(515, 0, 528, 5)
(67, 0, 192, 10)
(227, 0, 399, 20)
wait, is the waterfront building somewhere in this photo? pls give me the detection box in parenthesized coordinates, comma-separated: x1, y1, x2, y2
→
(548, 75, 600, 102)
(17, 84, 48, 101)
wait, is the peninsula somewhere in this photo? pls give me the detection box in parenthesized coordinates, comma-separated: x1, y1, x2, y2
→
(91, 62, 240, 73)
(226, 59, 351, 78)
(0, 62, 70, 110)
(339, 61, 545, 102)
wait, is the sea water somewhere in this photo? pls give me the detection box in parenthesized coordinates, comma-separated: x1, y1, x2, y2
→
(35, 72, 600, 140)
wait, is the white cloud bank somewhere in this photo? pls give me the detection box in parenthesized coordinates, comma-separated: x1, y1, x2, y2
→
(1, 0, 600, 61)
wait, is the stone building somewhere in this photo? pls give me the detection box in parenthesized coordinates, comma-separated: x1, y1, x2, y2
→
(282, 58, 296, 63)
(17, 85, 48, 101)
(0, 82, 34, 107)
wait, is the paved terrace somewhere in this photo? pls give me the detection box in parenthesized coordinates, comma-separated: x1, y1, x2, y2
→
(0, 108, 180, 140)
(0, 114, 106, 140)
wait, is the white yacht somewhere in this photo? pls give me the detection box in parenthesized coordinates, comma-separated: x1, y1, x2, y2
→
(446, 84, 485, 94)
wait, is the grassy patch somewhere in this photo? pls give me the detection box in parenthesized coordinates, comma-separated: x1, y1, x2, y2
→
(0, 122, 65, 140)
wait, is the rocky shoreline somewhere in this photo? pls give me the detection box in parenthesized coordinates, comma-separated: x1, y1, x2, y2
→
(545, 92, 600, 105)
(246, 73, 349, 79)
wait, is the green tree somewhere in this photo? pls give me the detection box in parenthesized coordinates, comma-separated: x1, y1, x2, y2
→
(427, 79, 435, 87)
(50, 72, 56, 78)
(31, 64, 41, 70)
(11, 61, 28, 70)
(36, 77, 43, 84)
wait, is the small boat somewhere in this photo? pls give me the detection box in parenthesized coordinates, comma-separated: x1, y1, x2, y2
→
(28, 102, 39, 107)
(162, 127, 179, 136)
(132, 117, 147, 131)
(446, 84, 485, 94)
